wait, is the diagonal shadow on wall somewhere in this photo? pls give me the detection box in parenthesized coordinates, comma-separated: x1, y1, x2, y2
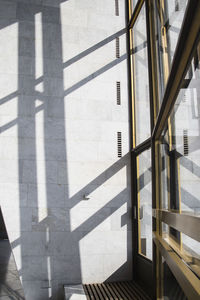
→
(0, 1, 132, 299)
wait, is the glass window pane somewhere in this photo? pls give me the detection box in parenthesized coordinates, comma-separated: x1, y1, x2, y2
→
(159, 42, 200, 214)
(132, 4, 151, 145)
(182, 232, 200, 277)
(160, 142, 170, 210)
(155, 0, 189, 100)
(137, 149, 152, 260)
(162, 223, 200, 278)
(161, 258, 188, 299)
(131, 0, 138, 14)
(158, 42, 200, 285)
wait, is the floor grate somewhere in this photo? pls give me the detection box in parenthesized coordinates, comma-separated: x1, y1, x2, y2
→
(83, 281, 151, 300)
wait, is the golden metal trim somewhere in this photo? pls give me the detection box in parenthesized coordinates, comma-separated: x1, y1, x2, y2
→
(153, 2, 200, 140)
(162, 233, 200, 278)
(156, 209, 200, 243)
(128, 0, 144, 29)
(154, 232, 200, 300)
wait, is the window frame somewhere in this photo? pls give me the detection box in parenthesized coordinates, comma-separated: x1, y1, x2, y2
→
(127, 0, 200, 298)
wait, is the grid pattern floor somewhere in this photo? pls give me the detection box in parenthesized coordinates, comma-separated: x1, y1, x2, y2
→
(83, 281, 151, 300)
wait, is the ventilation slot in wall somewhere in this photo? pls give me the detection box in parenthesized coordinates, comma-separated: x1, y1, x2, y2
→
(116, 37, 120, 58)
(182, 93, 187, 103)
(116, 81, 121, 105)
(115, 0, 119, 16)
(183, 129, 189, 156)
(117, 132, 122, 158)
(175, 0, 180, 11)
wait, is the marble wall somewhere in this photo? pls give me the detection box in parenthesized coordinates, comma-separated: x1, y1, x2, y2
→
(0, 0, 132, 299)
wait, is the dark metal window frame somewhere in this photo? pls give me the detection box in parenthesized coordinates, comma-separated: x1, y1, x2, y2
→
(127, 0, 200, 298)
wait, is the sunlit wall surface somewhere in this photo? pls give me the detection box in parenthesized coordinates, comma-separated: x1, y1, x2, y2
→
(0, 1, 131, 299)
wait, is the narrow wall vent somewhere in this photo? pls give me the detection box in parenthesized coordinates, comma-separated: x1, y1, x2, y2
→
(115, 0, 119, 16)
(117, 132, 122, 158)
(116, 81, 121, 105)
(175, 0, 180, 11)
(183, 129, 189, 156)
(183, 93, 187, 102)
(116, 37, 120, 58)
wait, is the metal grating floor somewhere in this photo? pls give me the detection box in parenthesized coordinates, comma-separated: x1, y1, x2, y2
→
(83, 281, 151, 300)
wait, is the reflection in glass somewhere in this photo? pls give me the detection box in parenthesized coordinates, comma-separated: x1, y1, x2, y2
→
(131, 0, 138, 14)
(160, 142, 169, 210)
(155, 0, 189, 99)
(160, 43, 200, 215)
(132, 4, 151, 145)
(159, 43, 200, 279)
(162, 223, 200, 278)
(137, 149, 152, 260)
(182, 233, 200, 278)
(161, 258, 188, 299)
